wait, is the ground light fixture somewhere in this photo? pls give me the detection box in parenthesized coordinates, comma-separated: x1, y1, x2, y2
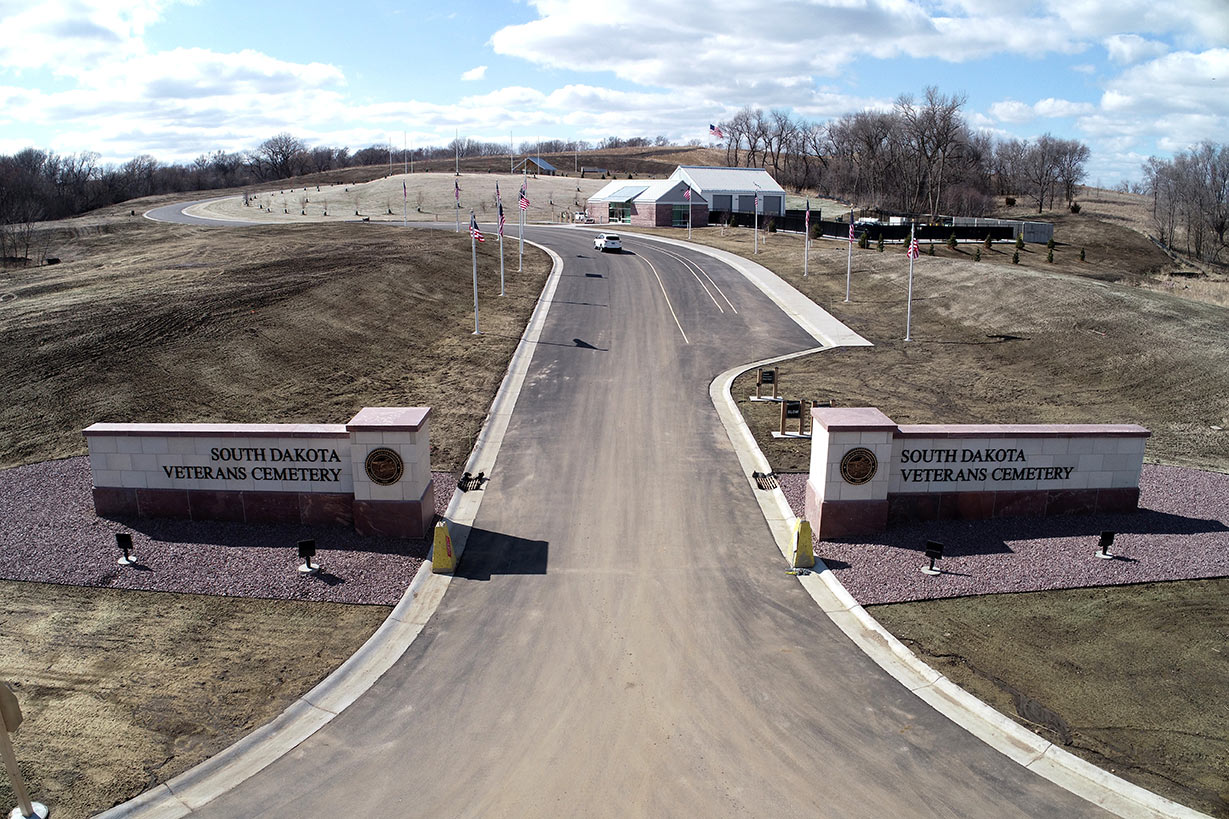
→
(1097, 531, 1115, 560)
(922, 540, 944, 575)
(297, 539, 319, 574)
(116, 532, 136, 566)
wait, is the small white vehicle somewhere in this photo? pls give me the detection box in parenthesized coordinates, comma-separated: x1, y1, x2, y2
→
(594, 233, 622, 253)
(573, 211, 595, 223)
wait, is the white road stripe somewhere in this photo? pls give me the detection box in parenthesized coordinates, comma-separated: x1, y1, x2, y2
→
(655, 246, 739, 314)
(637, 254, 690, 344)
(652, 247, 724, 313)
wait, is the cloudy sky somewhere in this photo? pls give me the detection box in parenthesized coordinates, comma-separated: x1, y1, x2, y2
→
(1, 0, 1226, 184)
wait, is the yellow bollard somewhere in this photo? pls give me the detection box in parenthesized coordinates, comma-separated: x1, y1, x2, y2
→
(432, 520, 456, 574)
(791, 519, 815, 569)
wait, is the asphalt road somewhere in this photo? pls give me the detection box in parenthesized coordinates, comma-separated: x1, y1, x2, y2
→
(180, 224, 1106, 817)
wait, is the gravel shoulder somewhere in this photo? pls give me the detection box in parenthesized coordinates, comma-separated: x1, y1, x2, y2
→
(778, 465, 1229, 605)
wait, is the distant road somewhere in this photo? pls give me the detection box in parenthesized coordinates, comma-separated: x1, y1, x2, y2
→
(144, 198, 259, 226)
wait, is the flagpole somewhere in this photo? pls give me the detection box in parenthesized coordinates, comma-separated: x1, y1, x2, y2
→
(499, 231, 505, 297)
(518, 171, 526, 272)
(753, 184, 760, 255)
(471, 210, 481, 335)
(687, 188, 692, 240)
(455, 179, 460, 233)
(804, 199, 810, 278)
(905, 225, 915, 342)
(845, 209, 853, 302)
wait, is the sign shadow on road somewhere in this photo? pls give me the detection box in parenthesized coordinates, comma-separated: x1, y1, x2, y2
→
(454, 528, 549, 581)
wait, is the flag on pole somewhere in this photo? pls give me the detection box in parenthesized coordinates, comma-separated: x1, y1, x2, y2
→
(518, 184, 530, 211)
(805, 199, 810, 234)
(455, 179, 460, 203)
(683, 187, 691, 201)
(498, 201, 506, 237)
(849, 216, 856, 243)
(495, 182, 502, 204)
(403, 181, 407, 201)
(709, 123, 723, 139)
(470, 212, 484, 242)
(907, 235, 920, 259)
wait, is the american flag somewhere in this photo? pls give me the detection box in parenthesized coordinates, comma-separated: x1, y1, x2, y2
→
(907, 235, 920, 260)
(495, 181, 501, 204)
(805, 199, 810, 233)
(683, 187, 691, 201)
(709, 123, 723, 139)
(849, 216, 855, 243)
(498, 201, 505, 237)
(518, 184, 530, 211)
(454, 179, 460, 202)
(470, 212, 484, 242)
(403, 181, 407, 200)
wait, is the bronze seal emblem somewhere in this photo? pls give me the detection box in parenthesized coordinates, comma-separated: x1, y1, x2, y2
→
(364, 447, 404, 486)
(839, 447, 878, 485)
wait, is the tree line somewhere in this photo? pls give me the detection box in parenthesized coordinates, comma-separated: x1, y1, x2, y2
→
(1142, 142, 1228, 265)
(716, 87, 1090, 218)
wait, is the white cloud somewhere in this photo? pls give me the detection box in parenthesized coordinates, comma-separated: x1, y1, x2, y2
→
(0, 0, 185, 75)
(461, 65, 487, 81)
(1033, 98, 1095, 118)
(1104, 34, 1169, 65)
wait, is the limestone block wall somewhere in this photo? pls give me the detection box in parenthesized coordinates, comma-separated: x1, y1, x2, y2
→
(84, 407, 433, 538)
(805, 408, 1149, 540)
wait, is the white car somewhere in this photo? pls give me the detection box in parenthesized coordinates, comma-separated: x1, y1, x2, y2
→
(594, 233, 622, 253)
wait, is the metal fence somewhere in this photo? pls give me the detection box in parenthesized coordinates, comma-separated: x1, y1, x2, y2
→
(707, 211, 1018, 243)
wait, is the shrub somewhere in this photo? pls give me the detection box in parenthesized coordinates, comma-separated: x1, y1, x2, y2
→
(857, 232, 869, 249)
(928, 243, 935, 256)
(1069, 202, 1081, 213)
(1079, 247, 1086, 262)
(1047, 248, 1054, 263)
(767, 217, 776, 233)
(809, 222, 821, 241)
(947, 233, 957, 250)
(984, 234, 992, 250)
(1015, 234, 1024, 250)
(1012, 250, 1020, 264)
(974, 247, 982, 262)
(1046, 236, 1056, 250)
(1005, 196, 1016, 207)
(877, 236, 884, 252)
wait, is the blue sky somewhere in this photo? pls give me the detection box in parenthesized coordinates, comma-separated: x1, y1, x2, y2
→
(1, 0, 1226, 185)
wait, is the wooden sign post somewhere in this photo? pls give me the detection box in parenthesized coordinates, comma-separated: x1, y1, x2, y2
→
(0, 683, 47, 819)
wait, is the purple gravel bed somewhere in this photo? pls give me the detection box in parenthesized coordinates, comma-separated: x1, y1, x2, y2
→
(778, 465, 1229, 605)
(0, 457, 458, 606)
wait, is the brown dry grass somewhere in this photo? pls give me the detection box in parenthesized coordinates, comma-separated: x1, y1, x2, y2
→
(633, 209, 1229, 475)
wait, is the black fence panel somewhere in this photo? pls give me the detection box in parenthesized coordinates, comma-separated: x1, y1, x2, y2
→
(708, 210, 1016, 243)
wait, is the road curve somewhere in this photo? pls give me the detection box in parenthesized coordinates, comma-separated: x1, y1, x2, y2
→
(150, 223, 1108, 818)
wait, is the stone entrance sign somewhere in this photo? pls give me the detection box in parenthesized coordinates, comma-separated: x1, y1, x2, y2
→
(84, 407, 433, 538)
(805, 407, 1149, 539)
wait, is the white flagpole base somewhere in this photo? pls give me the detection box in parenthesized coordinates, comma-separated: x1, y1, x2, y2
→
(10, 803, 49, 819)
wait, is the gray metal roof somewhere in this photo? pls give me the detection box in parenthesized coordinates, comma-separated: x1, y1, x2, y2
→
(607, 185, 649, 201)
(669, 166, 785, 194)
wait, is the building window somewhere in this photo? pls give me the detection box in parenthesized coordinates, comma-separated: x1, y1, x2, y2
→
(609, 203, 631, 223)
(671, 205, 689, 227)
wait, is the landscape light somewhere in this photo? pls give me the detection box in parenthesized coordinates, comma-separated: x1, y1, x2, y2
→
(922, 540, 944, 576)
(297, 539, 318, 574)
(1097, 531, 1115, 560)
(116, 532, 136, 566)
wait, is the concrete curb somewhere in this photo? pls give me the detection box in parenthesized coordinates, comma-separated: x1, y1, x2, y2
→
(94, 240, 566, 818)
(711, 355, 1209, 818)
